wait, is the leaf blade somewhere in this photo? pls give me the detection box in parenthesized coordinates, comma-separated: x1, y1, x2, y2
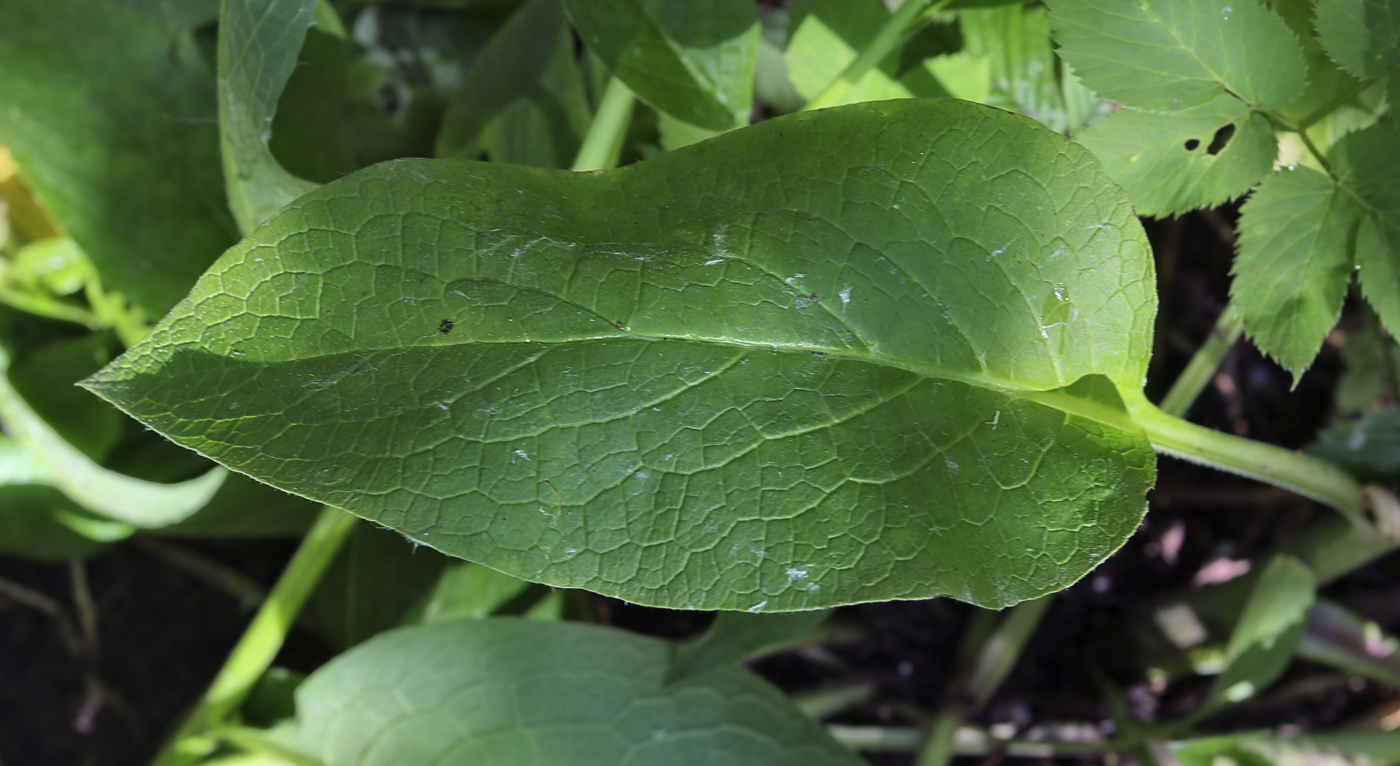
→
(285, 619, 864, 765)
(1046, 0, 1307, 111)
(1232, 167, 1362, 383)
(87, 100, 1157, 610)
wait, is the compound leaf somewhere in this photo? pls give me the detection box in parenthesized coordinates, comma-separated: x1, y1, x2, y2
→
(280, 619, 863, 765)
(1233, 167, 1362, 383)
(1204, 555, 1315, 711)
(219, 0, 325, 234)
(1316, 0, 1400, 81)
(1333, 122, 1400, 336)
(563, 0, 758, 131)
(1077, 93, 1276, 217)
(1046, 0, 1307, 111)
(87, 100, 1157, 611)
(0, 0, 238, 317)
(0, 342, 226, 528)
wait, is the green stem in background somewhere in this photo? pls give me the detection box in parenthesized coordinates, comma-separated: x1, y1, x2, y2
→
(571, 77, 637, 173)
(1297, 62, 1398, 131)
(915, 595, 1053, 766)
(1127, 393, 1365, 522)
(803, 0, 946, 111)
(1158, 302, 1244, 418)
(152, 506, 358, 766)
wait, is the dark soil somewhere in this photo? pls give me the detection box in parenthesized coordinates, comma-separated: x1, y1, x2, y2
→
(2, 207, 1397, 765)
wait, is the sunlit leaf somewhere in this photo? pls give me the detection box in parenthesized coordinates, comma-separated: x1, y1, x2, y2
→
(86, 100, 1157, 611)
(1047, 0, 1306, 111)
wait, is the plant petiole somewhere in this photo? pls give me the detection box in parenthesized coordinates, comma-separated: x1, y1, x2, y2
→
(151, 505, 358, 766)
(1159, 301, 1244, 418)
(572, 76, 636, 173)
(1127, 393, 1365, 522)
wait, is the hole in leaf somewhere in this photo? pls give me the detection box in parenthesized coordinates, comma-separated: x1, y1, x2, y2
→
(1184, 138, 1201, 151)
(1207, 123, 1236, 155)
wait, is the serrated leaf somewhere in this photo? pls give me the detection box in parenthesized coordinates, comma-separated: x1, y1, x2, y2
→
(1333, 122, 1400, 336)
(0, 435, 123, 561)
(281, 619, 864, 765)
(0, 0, 238, 317)
(1316, 0, 1400, 80)
(1047, 0, 1307, 111)
(1233, 167, 1363, 383)
(436, 0, 590, 167)
(85, 100, 1157, 611)
(0, 344, 226, 527)
(1077, 94, 1276, 217)
(268, 2, 355, 185)
(563, 0, 758, 131)
(220, 0, 325, 234)
(785, 0, 987, 106)
(1204, 554, 1315, 712)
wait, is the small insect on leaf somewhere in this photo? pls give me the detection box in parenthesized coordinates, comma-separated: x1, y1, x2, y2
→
(438, 319, 454, 334)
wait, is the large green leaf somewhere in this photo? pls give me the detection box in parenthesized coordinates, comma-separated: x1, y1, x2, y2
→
(1316, 0, 1400, 81)
(0, 344, 226, 527)
(0, 0, 238, 316)
(1232, 167, 1363, 382)
(1077, 94, 1276, 217)
(86, 99, 1157, 611)
(219, 0, 325, 234)
(1046, 0, 1307, 111)
(436, 0, 591, 167)
(562, 0, 759, 130)
(277, 619, 864, 765)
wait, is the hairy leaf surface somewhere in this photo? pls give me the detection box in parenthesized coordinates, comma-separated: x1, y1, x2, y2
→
(0, 0, 238, 316)
(279, 619, 863, 765)
(1077, 94, 1276, 217)
(562, 0, 758, 130)
(1233, 167, 1362, 383)
(87, 100, 1157, 610)
(1046, 0, 1306, 111)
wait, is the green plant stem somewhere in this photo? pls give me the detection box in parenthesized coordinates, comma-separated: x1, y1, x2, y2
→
(803, 0, 946, 111)
(1127, 393, 1365, 521)
(572, 77, 636, 173)
(1159, 302, 1244, 418)
(152, 505, 357, 766)
(915, 595, 1053, 766)
(1296, 62, 1399, 131)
